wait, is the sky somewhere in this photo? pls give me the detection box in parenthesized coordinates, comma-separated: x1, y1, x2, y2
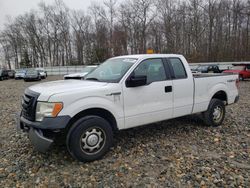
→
(0, 0, 94, 30)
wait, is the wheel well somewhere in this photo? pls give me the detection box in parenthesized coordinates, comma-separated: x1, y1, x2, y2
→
(212, 91, 227, 104)
(66, 108, 118, 132)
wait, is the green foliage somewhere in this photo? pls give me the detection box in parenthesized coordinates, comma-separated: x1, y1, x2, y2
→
(20, 50, 31, 68)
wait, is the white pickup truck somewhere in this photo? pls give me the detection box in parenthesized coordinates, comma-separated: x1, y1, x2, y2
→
(18, 54, 239, 162)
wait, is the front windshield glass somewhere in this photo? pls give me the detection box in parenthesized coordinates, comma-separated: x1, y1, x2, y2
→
(17, 70, 26, 73)
(85, 58, 137, 83)
(0, 70, 2, 74)
(232, 66, 245, 70)
(26, 70, 37, 75)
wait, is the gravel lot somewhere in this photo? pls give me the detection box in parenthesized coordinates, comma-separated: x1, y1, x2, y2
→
(0, 77, 249, 187)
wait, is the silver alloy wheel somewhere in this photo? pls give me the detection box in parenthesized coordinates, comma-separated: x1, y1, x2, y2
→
(80, 127, 106, 155)
(213, 106, 223, 123)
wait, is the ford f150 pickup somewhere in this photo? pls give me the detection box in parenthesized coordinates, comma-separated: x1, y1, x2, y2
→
(17, 54, 239, 162)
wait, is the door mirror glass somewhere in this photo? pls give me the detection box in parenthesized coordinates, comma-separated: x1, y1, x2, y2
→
(126, 75, 147, 87)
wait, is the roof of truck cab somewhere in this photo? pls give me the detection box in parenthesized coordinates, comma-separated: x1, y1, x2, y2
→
(111, 54, 183, 59)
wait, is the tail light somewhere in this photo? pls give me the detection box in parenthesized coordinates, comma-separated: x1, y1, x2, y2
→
(235, 79, 240, 89)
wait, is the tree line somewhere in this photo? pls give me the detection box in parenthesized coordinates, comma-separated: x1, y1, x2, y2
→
(0, 0, 249, 69)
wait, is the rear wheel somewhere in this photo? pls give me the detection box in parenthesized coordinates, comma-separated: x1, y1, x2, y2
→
(203, 99, 225, 127)
(66, 116, 113, 162)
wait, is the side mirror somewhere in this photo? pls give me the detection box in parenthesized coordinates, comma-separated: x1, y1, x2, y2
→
(126, 75, 147, 87)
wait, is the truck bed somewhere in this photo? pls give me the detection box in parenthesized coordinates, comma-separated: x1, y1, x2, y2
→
(192, 73, 239, 114)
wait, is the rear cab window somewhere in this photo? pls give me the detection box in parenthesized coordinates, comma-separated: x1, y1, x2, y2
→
(168, 58, 187, 79)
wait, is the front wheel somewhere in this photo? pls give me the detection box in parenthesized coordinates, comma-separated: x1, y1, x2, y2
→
(66, 116, 113, 162)
(202, 99, 225, 127)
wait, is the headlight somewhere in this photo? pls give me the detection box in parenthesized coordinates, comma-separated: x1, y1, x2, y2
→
(36, 102, 63, 121)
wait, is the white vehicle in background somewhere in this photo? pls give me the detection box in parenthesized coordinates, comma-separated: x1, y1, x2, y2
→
(18, 54, 239, 162)
(64, 65, 97, 80)
(15, 70, 27, 79)
(35, 68, 47, 79)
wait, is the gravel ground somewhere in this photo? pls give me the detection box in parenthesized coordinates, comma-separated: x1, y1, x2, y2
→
(0, 77, 249, 187)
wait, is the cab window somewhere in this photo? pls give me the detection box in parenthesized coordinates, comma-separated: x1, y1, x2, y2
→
(133, 59, 167, 84)
(168, 58, 187, 79)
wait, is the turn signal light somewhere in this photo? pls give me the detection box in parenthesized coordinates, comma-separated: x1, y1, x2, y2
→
(52, 103, 63, 117)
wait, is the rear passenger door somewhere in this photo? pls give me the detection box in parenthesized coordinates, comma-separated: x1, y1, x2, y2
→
(167, 58, 194, 118)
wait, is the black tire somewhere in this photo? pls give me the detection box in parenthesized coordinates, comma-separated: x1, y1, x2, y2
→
(66, 115, 113, 162)
(0, 77, 3, 81)
(203, 99, 225, 127)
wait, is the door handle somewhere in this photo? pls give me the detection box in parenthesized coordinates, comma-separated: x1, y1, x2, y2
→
(165, 86, 172, 93)
(106, 92, 121, 96)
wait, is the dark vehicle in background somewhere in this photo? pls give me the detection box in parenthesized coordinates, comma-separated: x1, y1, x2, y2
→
(64, 65, 97, 80)
(223, 63, 250, 81)
(15, 70, 27, 79)
(0, 69, 9, 81)
(24, 69, 41, 82)
(192, 64, 222, 73)
(7, 70, 16, 78)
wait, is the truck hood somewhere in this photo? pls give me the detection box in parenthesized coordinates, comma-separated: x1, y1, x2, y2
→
(28, 80, 108, 101)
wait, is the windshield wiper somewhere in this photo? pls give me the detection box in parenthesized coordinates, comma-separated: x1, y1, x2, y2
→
(86, 77, 100, 81)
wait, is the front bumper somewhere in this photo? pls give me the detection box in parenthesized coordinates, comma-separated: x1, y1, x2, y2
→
(17, 115, 71, 152)
(15, 76, 24, 79)
(24, 77, 39, 80)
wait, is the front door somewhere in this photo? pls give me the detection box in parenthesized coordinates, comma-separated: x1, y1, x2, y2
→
(122, 58, 173, 128)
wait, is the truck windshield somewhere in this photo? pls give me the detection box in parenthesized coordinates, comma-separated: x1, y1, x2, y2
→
(85, 58, 137, 83)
